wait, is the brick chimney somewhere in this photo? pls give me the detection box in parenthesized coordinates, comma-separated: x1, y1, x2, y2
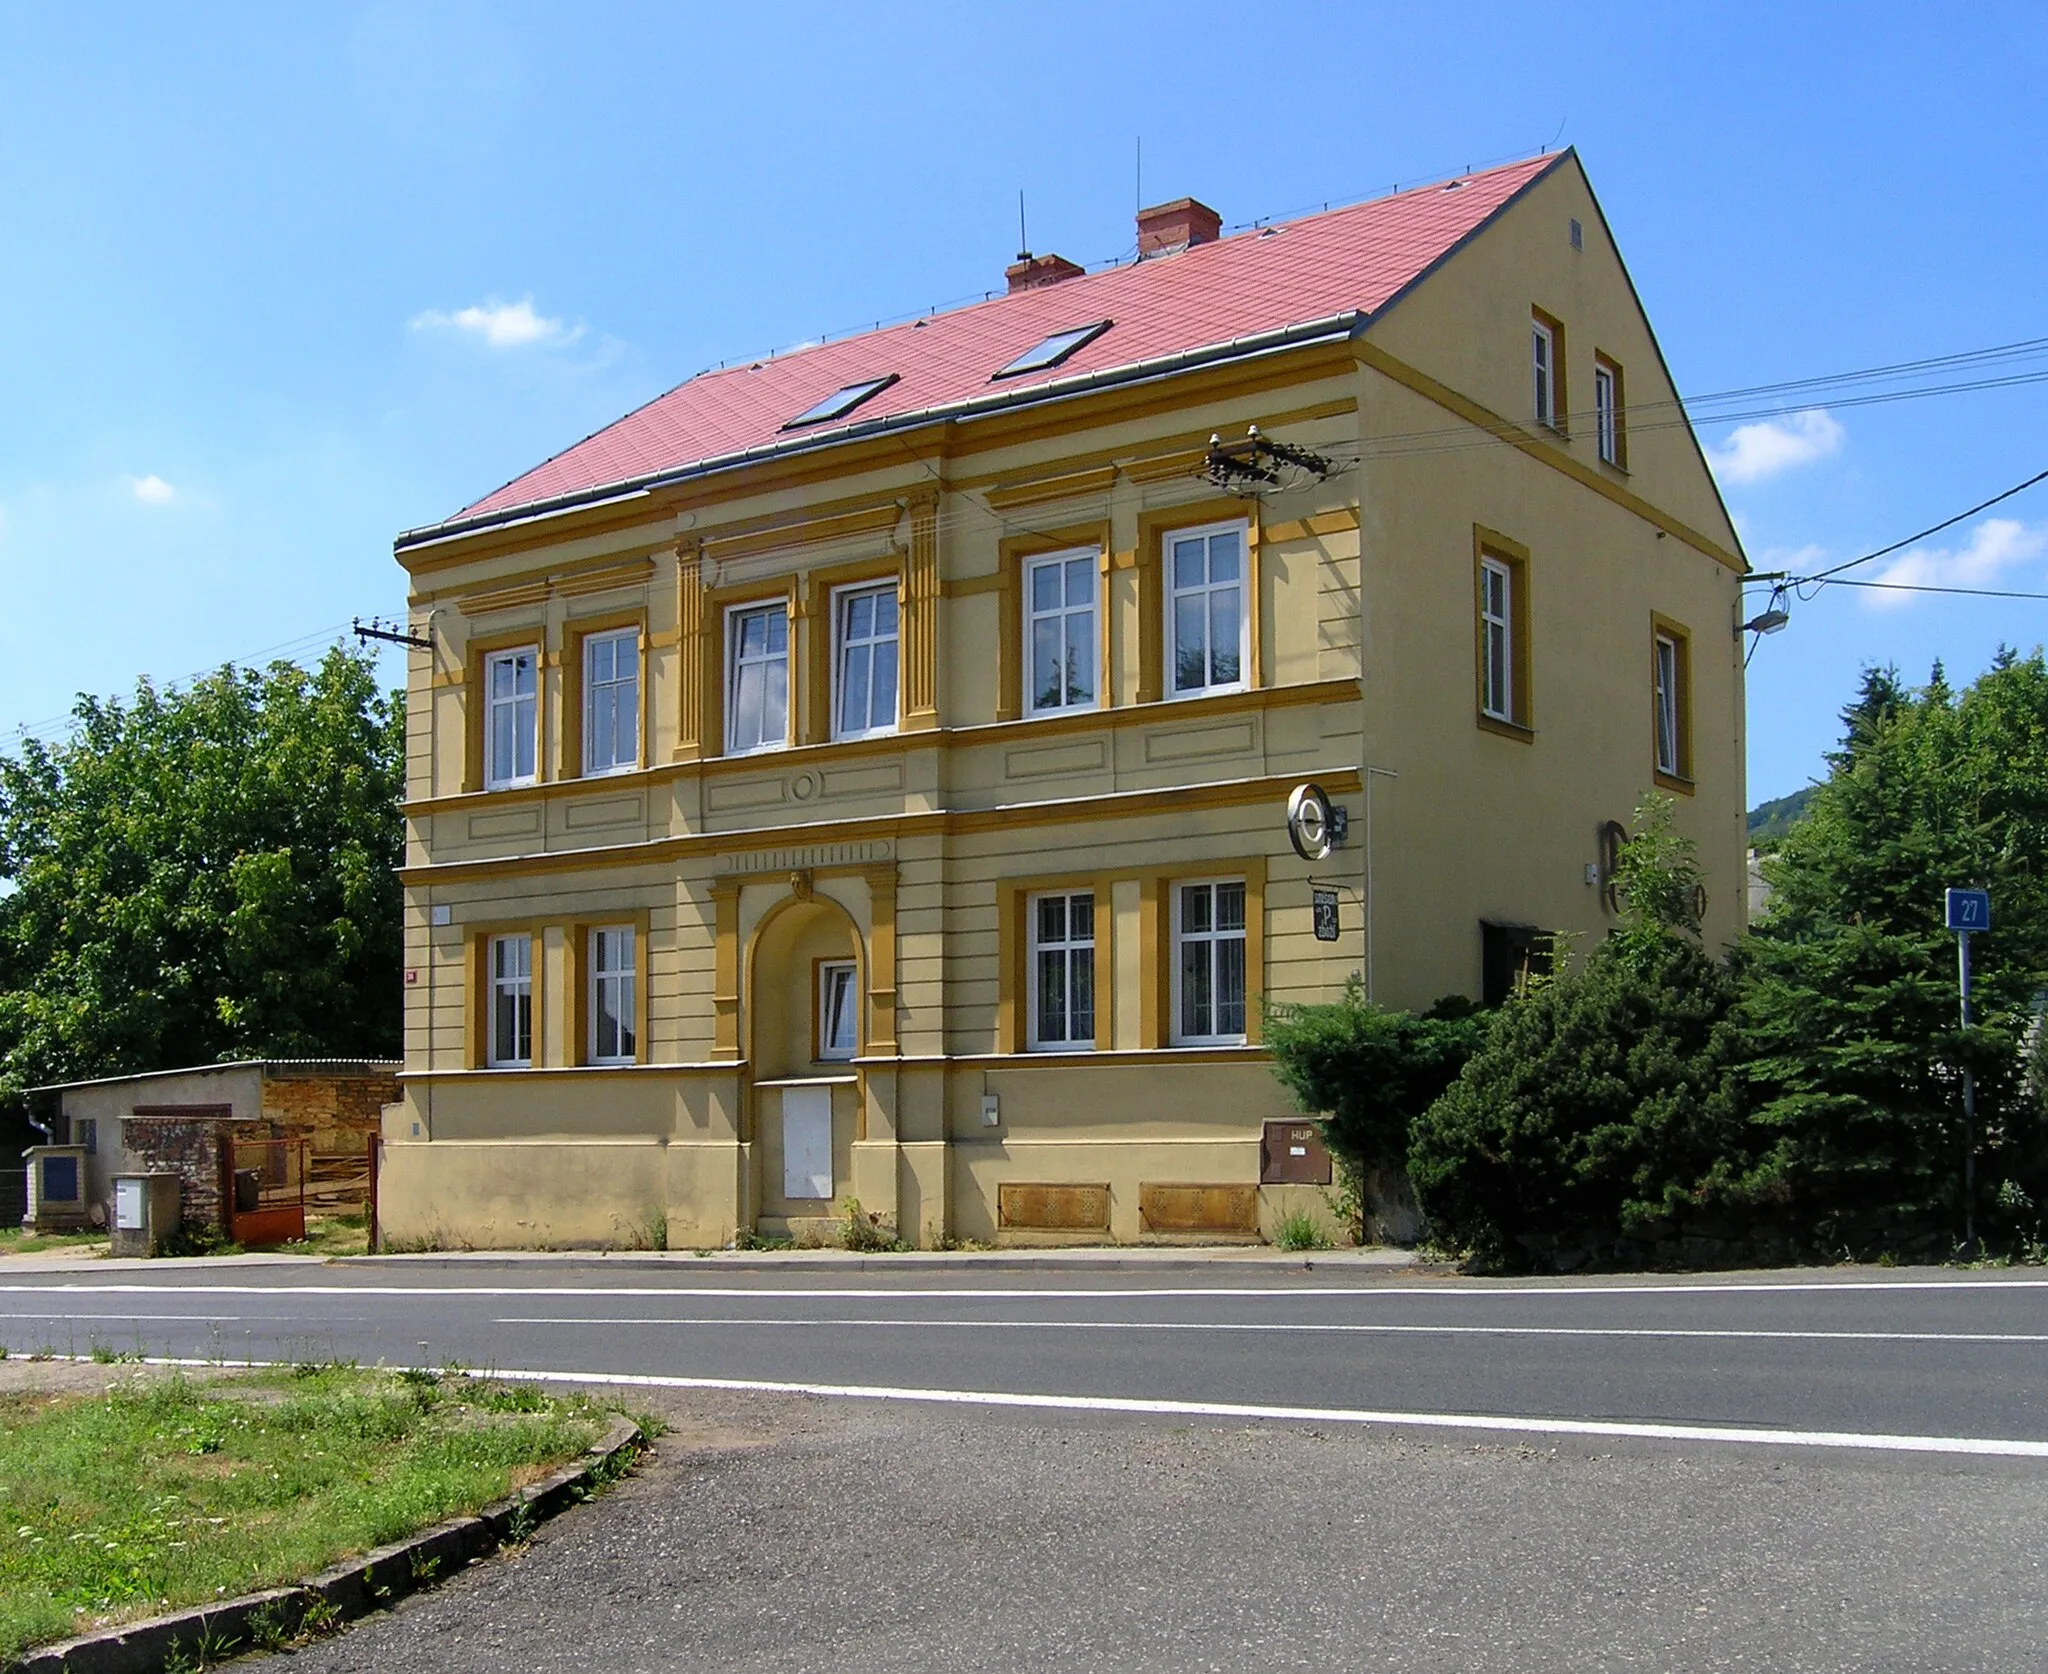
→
(1136, 197, 1222, 258)
(1005, 252, 1084, 293)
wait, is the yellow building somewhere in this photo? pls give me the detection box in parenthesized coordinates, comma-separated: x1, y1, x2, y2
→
(382, 150, 1747, 1251)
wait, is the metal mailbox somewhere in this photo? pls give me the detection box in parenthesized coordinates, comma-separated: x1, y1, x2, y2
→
(1261, 1120, 1333, 1185)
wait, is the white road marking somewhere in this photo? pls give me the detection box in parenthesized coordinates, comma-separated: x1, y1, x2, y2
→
(491, 1315, 2048, 1344)
(497, 1371, 2048, 1458)
(3, 1277, 2046, 1302)
(0, 1312, 242, 1323)
(21, 1351, 2048, 1459)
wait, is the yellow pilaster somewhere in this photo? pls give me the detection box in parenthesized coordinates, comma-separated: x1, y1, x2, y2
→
(674, 539, 705, 761)
(902, 493, 940, 730)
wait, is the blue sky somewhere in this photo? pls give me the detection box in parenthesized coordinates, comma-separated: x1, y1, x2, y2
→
(2, 3, 2043, 803)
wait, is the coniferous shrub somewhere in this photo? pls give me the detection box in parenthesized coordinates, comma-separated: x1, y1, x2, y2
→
(1407, 797, 1748, 1270)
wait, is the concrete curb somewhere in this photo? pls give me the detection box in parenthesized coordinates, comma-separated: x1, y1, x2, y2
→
(329, 1247, 1429, 1276)
(10, 1415, 644, 1674)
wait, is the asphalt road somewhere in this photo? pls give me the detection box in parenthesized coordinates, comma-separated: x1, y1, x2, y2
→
(2, 1260, 2046, 1451)
(6, 1261, 2047, 1669)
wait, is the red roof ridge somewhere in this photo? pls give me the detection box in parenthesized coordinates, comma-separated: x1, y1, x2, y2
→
(408, 150, 1568, 545)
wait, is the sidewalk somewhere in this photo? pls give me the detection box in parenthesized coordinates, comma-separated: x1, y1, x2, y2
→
(1, 1243, 1429, 1277)
(335, 1244, 1431, 1275)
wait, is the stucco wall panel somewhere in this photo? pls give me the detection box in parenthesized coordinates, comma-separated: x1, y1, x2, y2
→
(378, 1138, 670, 1250)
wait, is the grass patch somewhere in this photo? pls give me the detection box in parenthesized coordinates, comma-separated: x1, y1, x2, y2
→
(1270, 1209, 1336, 1252)
(0, 1367, 613, 1661)
(284, 1212, 371, 1260)
(0, 1228, 109, 1258)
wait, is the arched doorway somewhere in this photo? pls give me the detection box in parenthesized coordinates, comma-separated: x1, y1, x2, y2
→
(745, 882, 863, 1237)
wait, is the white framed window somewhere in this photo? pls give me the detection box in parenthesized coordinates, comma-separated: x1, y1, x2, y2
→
(1532, 318, 1556, 428)
(832, 581, 899, 740)
(818, 961, 858, 1061)
(1166, 521, 1248, 698)
(589, 925, 636, 1065)
(582, 629, 640, 775)
(726, 602, 790, 755)
(488, 933, 533, 1068)
(1654, 632, 1682, 777)
(1593, 363, 1619, 464)
(1480, 557, 1514, 722)
(484, 647, 538, 789)
(1028, 890, 1096, 1050)
(1173, 879, 1247, 1045)
(1025, 549, 1099, 715)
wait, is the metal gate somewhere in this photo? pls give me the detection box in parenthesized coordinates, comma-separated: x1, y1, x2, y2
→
(226, 1134, 307, 1247)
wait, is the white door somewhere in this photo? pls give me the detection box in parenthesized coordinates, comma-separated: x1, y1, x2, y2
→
(782, 1087, 833, 1200)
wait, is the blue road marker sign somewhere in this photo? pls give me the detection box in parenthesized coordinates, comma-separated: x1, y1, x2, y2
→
(1945, 889, 1991, 933)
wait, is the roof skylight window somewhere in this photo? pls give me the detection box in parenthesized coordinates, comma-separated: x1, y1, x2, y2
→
(782, 373, 900, 431)
(992, 320, 1112, 380)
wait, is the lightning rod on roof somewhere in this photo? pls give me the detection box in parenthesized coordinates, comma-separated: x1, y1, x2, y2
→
(1017, 189, 1029, 263)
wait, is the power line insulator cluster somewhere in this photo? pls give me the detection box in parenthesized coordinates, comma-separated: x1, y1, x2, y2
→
(1204, 425, 1339, 494)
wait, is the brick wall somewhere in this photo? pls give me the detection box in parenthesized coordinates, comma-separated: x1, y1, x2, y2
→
(124, 1118, 230, 1233)
(259, 1071, 399, 1210)
(259, 1072, 399, 1153)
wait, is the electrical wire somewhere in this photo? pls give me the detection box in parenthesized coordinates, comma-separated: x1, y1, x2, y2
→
(1816, 578, 2048, 600)
(0, 620, 367, 751)
(1795, 465, 2048, 586)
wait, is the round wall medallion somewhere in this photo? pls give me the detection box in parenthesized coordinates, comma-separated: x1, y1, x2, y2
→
(790, 771, 818, 801)
(1286, 781, 1334, 862)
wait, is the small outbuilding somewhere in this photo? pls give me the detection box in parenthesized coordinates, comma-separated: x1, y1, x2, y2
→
(26, 1060, 400, 1238)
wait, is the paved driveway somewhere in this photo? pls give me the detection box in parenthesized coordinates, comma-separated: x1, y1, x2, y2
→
(273, 1387, 2047, 1674)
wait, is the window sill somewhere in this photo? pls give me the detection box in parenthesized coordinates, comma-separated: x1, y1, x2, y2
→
(831, 726, 899, 746)
(1477, 714, 1534, 744)
(1653, 768, 1696, 796)
(1167, 682, 1250, 704)
(1168, 1038, 1250, 1050)
(580, 763, 640, 781)
(1025, 1044, 1099, 1056)
(484, 778, 539, 793)
(724, 741, 791, 759)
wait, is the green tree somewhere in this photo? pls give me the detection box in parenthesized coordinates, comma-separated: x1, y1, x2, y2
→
(0, 647, 405, 1098)
(1408, 796, 1747, 1269)
(1735, 653, 2048, 1253)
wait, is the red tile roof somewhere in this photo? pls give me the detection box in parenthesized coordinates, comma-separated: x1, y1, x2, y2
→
(436, 153, 1563, 534)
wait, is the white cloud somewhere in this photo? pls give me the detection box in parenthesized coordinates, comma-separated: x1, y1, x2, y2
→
(409, 296, 582, 349)
(1860, 517, 2048, 610)
(1707, 408, 1844, 485)
(127, 473, 177, 505)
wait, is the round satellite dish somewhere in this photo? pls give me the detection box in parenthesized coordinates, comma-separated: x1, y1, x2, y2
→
(1287, 782, 1334, 862)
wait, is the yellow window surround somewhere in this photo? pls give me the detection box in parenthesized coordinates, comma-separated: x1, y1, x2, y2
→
(1650, 612, 1695, 793)
(1593, 351, 1628, 471)
(997, 856, 1266, 1056)
(1531, 304, 1569, 436)
(1134, 497, 1263, 706)
(560, 609, 649, 783)
(1473, 526, 1534, 740)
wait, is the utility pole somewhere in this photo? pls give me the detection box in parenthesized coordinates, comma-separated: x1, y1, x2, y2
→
(1945, 887, 1990, 1252)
